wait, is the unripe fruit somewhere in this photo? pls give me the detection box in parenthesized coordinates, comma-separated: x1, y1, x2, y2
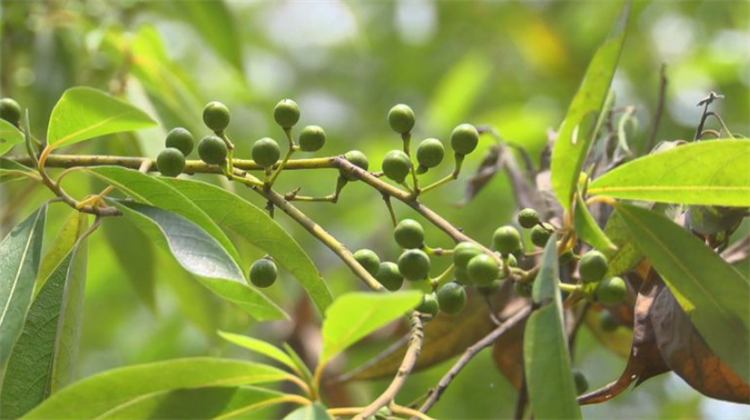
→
(250, 258, 277, 288)
(340, 150, 369, 181)
(394, 219, 424, 249)
(417, 293, 440, 318)
(375, 262, 404, 291)
(450, 123, 479, 155)
(274, 99, 300, 128)
(203, 101, 230, 132)
(596, 276, 626, 305)
(353, 249, 380, 276)
(453, 241, 482, 269)
(477, 280, 501, 296)
(493, 225, 522, 255)
(437, 282, 467, 315)
(579, 250, 609, 283)
(252, 137, 281, 167)
(599, 310, 619, 332)
(454, 266, 471, 285)
(517, 208, 540, 229)
(573, 370, 589, 395)
(156, 148, 186, 177)
(387, 104, 415, 134)
(198, 135, 228, 165)
(0, 98, 22, 126)
(397, 249, 431, 281)
(514, 281, 532, 297)
(298, 125, 326, 152)
(165, 127, 195, 155)
(466, 254, 499, 286)
(382, 150, 412, 183)
(530, 223, 554, 248)
(416, 138, 444, 169)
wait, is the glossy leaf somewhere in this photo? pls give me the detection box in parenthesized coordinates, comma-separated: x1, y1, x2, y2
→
(111, 200, 287, 321)
(524, 235, 582, 419)
(47, 87, 156, 149)
(0, 212, 89, 419)
(20, 358, 294, 420)
(0, 119, 24, 156)
(320, 291, 421, 364)
(161, 177, 333, 313)
(0, 204, 46, 367)
(219, 331, 299, 373)
(36, 211, 88, 290)
(550, 6, 628, 209)
(615, 202, 750, 381)
(282, 403, 332, 420)
(589, 139, 750, 206)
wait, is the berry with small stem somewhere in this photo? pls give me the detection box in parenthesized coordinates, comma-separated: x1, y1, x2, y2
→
(252, 137, 281, 168)
(250, 258, 277, 288)
(437, 282, 466, 315)
(466, 254, 499, 286)
(493, 225, 522, 255)
(573, 370, 589, 395)
(398, 249, 431, 281)
(353, 249, 380, 276)
(198, 134, 228, 165)
(156, 148, 186, 177)
(382, 150, 412, 183)
(453, 241, 482, 269)
(388, 104, 415, 134)
(339, 150, 369, 181)
(298, 125, 326, 152)
(579, 250, 609, 283)
(0, 98, 22, 126)
(517, 208, 540, 229)
(450, 123, 479, 155)
(165, 127, 195, 155)
(417, 293, 440, 318)
(203, 101, 230, 132)
(416, 138, 444, 169)
(596, 276, 627, 304)
(394, 218, 424, 249)
(274, 99, 300, 129)
(530, 223, 555, 248)
(375, 262, 404, 291)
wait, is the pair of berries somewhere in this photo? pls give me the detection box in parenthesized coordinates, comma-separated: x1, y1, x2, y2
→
(157, 127, 195, 177)
(416, 282, 467, 318)
(352, 249, 406, 292)
(453, 241, 499, 286)
(579, 250, 626, 304)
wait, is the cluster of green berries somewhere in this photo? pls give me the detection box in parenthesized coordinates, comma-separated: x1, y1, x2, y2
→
(0, 98, 21, 127)
(249, 257, 278, 288)
(579, 250, 627, 305)
(515, 207, 557, 248)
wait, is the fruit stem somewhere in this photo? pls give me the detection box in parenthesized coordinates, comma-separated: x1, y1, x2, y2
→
(431, 263, 455, 289)
(401, 132, 421, 195)
(418, 153, 464, 196)
(267, 127, 297, 187)
(558, 283, 582, 293)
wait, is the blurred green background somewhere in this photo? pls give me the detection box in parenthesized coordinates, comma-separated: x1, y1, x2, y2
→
(1, 1, 748, 418)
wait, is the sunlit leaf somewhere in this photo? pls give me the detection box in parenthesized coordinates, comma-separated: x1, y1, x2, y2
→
(0, 119, 24, 156)
(219, 331, 299, 373)
(589, 140, 750, 206)
(574, 190, 616, 251)
(282, 403, 332, 420)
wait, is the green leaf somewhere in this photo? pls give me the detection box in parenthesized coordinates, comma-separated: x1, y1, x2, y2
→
(218, 331, 299, 373)
(161, 177, 333, 314)
(20, 358, 294, 420)
(110, 200, 287, 321)
(36, 211, 88, 291)
(550, 6, 628, 209)
(0, 119, 24, 156)
(47, 87, 156, 149)
(102, 216, 157, 310)
(320, 291, 421, 365)
(614, 202, 750, 381)
(574, 191, 616, 252)
(282, 343, 314, 384)
(283, 403, 332, 420)
(86, 166, 242, 265)
(589, 139, 750, 206)
(0, 212, 89, 418)
(0, 157, 36, 184)
(0, 204, 46, 367)
(179, 0, 244, 72)
(524, 235, 582, 420)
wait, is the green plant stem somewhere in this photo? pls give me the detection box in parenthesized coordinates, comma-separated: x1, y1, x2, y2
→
(382, 194, 398, 227)
(402, 132, 421, 195)
(419, 153, 465, 196)
(558, 283, 582, 293)
(268, 127, 297, 186)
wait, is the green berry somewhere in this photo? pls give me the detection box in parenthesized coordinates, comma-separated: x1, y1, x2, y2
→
(165, 127, 195, 155)
(339, 150, 369, 181)
(530, 223, 554, 248)
(394, 219, 424, 249)
(156, 148, 186, 177)
(466, 254, 499, 286)
(0, 98, 22, 126)
(514, 281, 532, 297)
(573, 370, 589, 395)
(252, 137, 281, 167)
(387, 104, 415, 134)
(579, 250, 609, 283)
(517, 208, 540, 229)
(274, 99, 300, 128)
(450, 123, 479, 155)
(596, 276, 627, 305)
(397, 249, 431, 281)
(416, 138, 444, 169)
(454, 266, 471, 285)
(382, 150, 412, 183)
(250, 258, 277, 288)
(298, 125, 326, 152)
(203, 101, 230, 132)
(198, 135, 228, 165)
(353, 249, 380, 276)
(416, 293, 440, 318)
(478, 280, 502, 296)
(599, 310, 619, 332)
(453, 242, 483, 269)
(493, 225, 522, 255)
(375, 262, 404, 291)
(437, 282, 466, 315)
